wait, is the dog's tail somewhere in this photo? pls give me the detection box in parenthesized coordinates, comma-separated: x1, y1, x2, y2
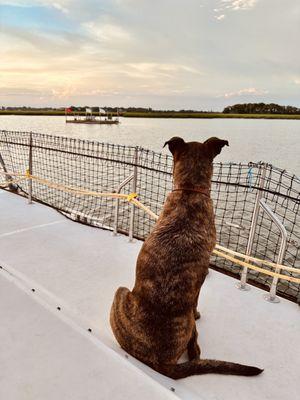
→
(152, 359, 263, 380)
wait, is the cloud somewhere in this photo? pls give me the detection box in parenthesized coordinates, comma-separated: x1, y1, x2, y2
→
(215, 14, 226, 20)
(1, 0, 300, 109)
(0, 87, 50, 96)
(125, 63, 201, 75)
(218, 87, 269, 98)
(83, 22, 132, 43)
(214, 0, 259, 20)
(52, 2, 69, 13)
(221, 0, 258, 11)
(0, 0, 71, 10)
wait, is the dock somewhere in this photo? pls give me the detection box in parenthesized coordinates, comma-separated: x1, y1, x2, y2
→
(65, 107, 120, 124)
(1, 189, 299, 400)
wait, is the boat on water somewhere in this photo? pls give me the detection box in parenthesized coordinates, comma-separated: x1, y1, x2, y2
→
(0, 130, 299, 400)
(65, 106, 120, 124)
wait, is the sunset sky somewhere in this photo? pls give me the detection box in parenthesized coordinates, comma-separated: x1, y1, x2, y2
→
(0, 0, 299, 110)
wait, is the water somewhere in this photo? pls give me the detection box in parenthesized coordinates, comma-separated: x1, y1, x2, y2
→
(0, 115, 299, 175)
(1, 115, 299, 301)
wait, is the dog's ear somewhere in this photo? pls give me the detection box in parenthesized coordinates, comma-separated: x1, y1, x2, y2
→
(204, 137, 229, 159)
(163, 137, 186, 156)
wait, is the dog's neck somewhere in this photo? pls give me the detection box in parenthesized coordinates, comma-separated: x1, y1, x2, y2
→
(172, 160, 213, 193)
(172, 185, 210, 197)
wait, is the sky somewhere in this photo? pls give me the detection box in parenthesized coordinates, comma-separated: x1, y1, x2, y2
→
(0, 0, 300, 110)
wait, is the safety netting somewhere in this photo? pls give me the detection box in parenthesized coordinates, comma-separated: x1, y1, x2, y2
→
(0, 130, 299, 303)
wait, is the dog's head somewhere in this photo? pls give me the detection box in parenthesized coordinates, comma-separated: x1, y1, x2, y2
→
(163, 136, 229, 184)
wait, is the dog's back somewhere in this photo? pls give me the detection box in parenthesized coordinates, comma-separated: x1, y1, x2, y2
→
(111, 188, 215, 362)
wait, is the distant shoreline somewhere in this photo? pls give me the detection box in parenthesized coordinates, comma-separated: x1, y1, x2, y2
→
(1, 110, 300, 120)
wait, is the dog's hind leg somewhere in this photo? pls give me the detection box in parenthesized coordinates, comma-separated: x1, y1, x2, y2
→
(193, 309, 201, 320)
(187, 326, 201, 361)
(193, 271, 209, 320)
(193, 287, 201, 320)
(110, 287, 136, 352)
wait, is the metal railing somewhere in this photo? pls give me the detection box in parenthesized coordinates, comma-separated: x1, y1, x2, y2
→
(113, 173, 134, 237)
(259, 198, 287, 303)
(0, 130, 299, 303)
(237, 163, 267, 291)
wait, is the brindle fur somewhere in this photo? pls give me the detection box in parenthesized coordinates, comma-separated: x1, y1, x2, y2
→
(110, 137, 263, 379)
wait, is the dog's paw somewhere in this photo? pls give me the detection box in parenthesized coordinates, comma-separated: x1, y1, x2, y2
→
(194, 310, 201, 320)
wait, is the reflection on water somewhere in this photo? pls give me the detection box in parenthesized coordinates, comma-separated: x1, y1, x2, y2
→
(0, 115, 299, 174)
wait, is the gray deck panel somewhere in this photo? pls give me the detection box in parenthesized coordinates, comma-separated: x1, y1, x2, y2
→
(0, 274, 177, 400)
(0, 190, 299, 400)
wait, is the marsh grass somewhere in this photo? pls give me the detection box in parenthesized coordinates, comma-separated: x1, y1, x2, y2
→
(1, 110, 300, 119)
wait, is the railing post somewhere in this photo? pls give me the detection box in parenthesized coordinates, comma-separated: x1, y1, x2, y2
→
(28, 132, 33, 204)
(259, 199, 287, 303)
(113, 199, 120, 236)
(237, 163, 267, 290)
(0, 152, 16, 191)
(113, 173, 134, 236)
(128, 146, 139, 242)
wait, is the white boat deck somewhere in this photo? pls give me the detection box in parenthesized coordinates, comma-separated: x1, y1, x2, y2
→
(0, 190, 299, 400)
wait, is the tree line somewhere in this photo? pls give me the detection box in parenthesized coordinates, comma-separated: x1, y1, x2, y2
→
(2, 103, 300, 115)
(223, 103, 300, 115)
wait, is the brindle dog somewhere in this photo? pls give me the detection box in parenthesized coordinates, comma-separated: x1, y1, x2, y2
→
(110, 137, 263, 379)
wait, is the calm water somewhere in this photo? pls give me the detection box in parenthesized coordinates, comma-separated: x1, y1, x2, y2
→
(0, 115, 299, 174)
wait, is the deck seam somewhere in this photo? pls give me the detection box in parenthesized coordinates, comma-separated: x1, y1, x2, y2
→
(0, 219, 65, 238)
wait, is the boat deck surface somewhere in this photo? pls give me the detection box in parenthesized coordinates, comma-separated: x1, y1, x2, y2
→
(0, 190, 299, 400)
